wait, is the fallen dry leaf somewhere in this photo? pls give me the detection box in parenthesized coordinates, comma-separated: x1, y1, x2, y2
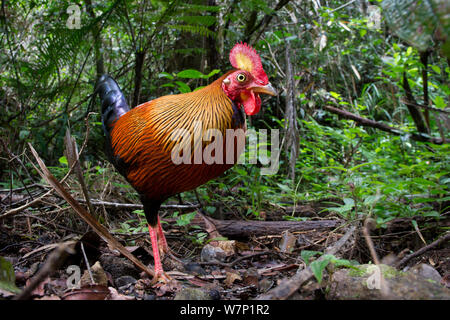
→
(225, 271, 242, 287)
(279, 230, 296, 253)
(106, 287, 135, 300)
(80, 261, 108, 287)
(153, 281, 181, 297)
(26, 276, 50, 297)
(62, 284, 109, 300)
(217, 240, 236, 256)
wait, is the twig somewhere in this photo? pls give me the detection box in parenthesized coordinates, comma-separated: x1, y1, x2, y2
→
(28, 143, 155, 278)
(65, 128, 96, 219)
(76, 198, 200, 210)
(362, 218, 389, 297)
(14, 241, 76, 300)
(80, 242, 94, 284)
(256, 225, 356, 300)
(0, 114, 94, 221)
(396, 232, 450, 268)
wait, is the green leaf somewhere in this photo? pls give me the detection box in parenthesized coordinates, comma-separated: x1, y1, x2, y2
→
(310, 256, 332, 283)
(59, 156, 68, 166)
(329, 91, 341, 99)
(175, 81, 191, 93)
(158, 72, 174, 80)
(431, 65, 441, 74)
(364, 195, 380, 206)
(176, 211, 197, 226)
(301, 250, 322, 264)
(177, 69, 205, 79)
(19, 130, 30, 140)
(0, 257, 21, 294)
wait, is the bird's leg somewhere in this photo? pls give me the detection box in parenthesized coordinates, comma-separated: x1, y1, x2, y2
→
(156, 216, 184, 264)
(156, 216, 169, 255)
(148, 224, 171, 283)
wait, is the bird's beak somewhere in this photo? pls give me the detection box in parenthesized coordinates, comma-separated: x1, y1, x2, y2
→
(251, 82, 277, 96)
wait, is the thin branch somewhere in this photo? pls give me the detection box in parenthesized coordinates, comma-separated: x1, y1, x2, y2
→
(323, 105, 450, 145)
(396, 232, 450, 268)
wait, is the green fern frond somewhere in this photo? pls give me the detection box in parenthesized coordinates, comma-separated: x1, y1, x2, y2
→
(169, 24, 216, 38)
(175, 15, 216, 27)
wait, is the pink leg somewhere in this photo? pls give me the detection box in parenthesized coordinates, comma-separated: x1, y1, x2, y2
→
(148, 224, 163, 276)
(157, 216, 169, 253)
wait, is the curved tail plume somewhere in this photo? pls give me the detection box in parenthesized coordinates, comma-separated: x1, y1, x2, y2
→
(95, 74, 130, 136)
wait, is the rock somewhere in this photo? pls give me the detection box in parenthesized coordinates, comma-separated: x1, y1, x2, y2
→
(409, 263, 442, 283)
(174, 287, 212, 300)
(99, 254, 140, 279)
(184, 262, 207, 275)
(201, 244, 227, 262)
(115, 275, 137, 288)
(326, 264, 450, 300)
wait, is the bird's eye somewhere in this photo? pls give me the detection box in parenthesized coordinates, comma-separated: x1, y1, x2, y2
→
(236, 73, 247, 82)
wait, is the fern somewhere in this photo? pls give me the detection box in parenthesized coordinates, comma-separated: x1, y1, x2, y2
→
(169, 24, 216, 38)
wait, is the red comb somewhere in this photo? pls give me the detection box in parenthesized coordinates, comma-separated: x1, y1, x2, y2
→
(229, 42, 268, 84)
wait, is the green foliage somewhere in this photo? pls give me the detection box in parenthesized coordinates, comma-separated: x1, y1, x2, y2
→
(301, 251, 359, 283)
(1, 0, 448, 243)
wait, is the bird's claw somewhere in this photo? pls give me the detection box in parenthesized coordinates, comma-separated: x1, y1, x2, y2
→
(150, 271, 172, 284)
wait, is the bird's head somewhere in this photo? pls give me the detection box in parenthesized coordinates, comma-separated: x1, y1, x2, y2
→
(222, 43, 277, 116)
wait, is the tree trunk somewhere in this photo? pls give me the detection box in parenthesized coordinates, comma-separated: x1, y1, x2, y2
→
(132, 50, 146, 107)
(284, 41, 299, 180)
(85, 0, 105, 79)
(402, 72, 429, 134)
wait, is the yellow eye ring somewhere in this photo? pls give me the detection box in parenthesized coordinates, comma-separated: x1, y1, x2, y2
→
(236, 73, 246, 82)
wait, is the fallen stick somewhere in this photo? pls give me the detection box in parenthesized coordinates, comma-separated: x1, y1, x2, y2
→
(256, 225, 356, 300)
(76, 198, 200, 210)
(395, 232, 450, 268)
(28, 143, 155, 279)
(14, 241, 76, 300)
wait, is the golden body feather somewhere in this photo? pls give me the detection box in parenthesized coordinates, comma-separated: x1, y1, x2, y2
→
(109, 72, 246, 202)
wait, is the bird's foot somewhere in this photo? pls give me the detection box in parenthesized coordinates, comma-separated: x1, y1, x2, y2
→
(150, 270, 172, 284)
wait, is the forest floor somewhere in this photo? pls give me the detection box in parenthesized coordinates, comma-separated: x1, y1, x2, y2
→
(0, 188, 449, 300)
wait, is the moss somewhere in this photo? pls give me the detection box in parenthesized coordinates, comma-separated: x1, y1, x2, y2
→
(348, 264, 403, 279)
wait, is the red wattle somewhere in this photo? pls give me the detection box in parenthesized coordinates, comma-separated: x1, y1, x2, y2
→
(242, 90, 261, 115)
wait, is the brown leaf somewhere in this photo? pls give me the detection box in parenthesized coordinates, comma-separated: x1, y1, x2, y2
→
(62, 284, 109, 300)
(224, 271, 242, 288)
(197, 212, 222, 239)
(216, 240, 236, 256)
(106, 287, 135, 300)
(279, 230, 296, 253)
(80, 261, 108, 287)
(153, 281, 181, 297)
(26, 277, 50, 297)
(35, 295, 61, 300)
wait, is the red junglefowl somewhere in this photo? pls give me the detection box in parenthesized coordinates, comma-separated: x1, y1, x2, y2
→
(95, 43, 276, 282)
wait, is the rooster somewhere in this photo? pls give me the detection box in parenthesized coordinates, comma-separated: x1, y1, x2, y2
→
(95, 43, 276, 282)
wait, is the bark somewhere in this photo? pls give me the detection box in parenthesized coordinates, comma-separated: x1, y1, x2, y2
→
(284, 41, 299, 180)
(85, 0, 105, 78)
(245, 0, 291, 45)
(206, 0, 218, 70)
(189, 215, 340, 238)
(402, 72, 429, 134)
(132, 50, 146, 107)
(419, 50, 430, 129)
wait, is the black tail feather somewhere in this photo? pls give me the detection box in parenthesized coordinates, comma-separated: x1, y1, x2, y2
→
(95, 74, 130, 136)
